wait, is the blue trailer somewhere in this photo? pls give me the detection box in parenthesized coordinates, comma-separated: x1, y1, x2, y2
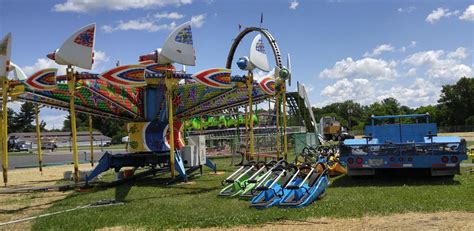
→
(340, 114, 467, 177)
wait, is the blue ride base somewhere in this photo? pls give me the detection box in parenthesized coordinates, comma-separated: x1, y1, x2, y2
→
(278, 175, 329, 208)
(249, 163, 330, 209)
(250, 180, 290, 209)
(85, 150, 216, 183)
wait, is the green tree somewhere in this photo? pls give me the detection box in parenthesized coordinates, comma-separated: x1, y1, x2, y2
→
(465, 115, 474, 125)
(62, 113, 126, 141)
(11, 102, 36, 132)
(414, 105, 442, 125)
(438, 77, 474, 126)
(6, 107, 16, 132)
(62, 113, 90, 132)
(92, 116, 125, 140)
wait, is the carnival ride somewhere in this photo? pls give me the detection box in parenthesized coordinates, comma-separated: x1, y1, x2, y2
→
(0, 21, 304, 186)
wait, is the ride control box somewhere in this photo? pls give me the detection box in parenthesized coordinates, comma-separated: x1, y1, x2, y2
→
(183, 135, 206, 167)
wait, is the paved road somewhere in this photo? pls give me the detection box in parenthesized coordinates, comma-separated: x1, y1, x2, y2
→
(8, 149, 125, 169)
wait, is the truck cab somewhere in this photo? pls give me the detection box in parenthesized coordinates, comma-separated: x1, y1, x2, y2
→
(340, 114, 467, 177)
(320, 116, 354, 141)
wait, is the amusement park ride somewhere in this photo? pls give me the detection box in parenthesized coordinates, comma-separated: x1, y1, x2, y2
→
(0, 21, 297, 185)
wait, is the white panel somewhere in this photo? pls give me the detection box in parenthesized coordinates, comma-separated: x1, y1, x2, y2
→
(160, 21, 196, 66)
(249, 34, 270, 72)
(0, 33, 12, 77)
(56, 23, 95, 69)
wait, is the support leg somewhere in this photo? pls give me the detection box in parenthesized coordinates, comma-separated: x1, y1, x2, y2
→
(67, 66, 79, 183)
(1, 77, 9, 185)
(34, 105, 43, 173)
(89, 114, 94, 166)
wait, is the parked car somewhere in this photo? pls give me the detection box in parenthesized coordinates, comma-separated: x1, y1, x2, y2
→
(42, 141, 58, 151)
(7, 138, 29, 152)
(100, 142, 111, 147)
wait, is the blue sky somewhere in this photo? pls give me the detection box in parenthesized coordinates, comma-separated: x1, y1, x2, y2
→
(1, 0, 473, 129)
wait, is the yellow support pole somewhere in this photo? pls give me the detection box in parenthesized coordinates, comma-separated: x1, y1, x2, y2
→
(1, 77, 8, 185)
(247, 72, 255, 161)
(66, 66, 79, 182)
(0, 103, 2, 178)
(282, 85, 288, 161)
(275, 93, 281, 160)
(165, 71, 175, 178)
(244, 103, 249, 155)
(34, 104, 43, 173)
(89, 114, 94, 167)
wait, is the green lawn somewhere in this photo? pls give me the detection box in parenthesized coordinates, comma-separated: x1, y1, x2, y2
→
(32, 157, 474, 230)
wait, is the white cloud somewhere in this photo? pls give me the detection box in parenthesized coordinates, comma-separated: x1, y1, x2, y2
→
(190, 14, 206, 28)
(289, 0, 299, 10)
(402, 50, 445, 66)
(447, 47, 468, 59)
(319, 78, 376, 105)
(406, 68, 417, 77)
(22, 50, 109, 76)
(53, 0, 192, 13)
(397, 6, 416, 13)
(39, 110, 69, 130)
(154, 12, 184, 19)
(363, 44, 395, 57)
(316, 46, 472, 108)
(102, 13, 204, 33)
(403, 48, 472, 83)
(425, 7, 460, 24)
(377, 78, 441, 107)
(102, 19, 177, 33)
(400, 41, 417, 52)
(22, 58, 65, 76)
(319, 57, 398, 80)
(426, 60, 472, 82)
(101, 25, 114, 33)
(459, 5, 474, 21)
(302, 83, 314, 93)
(318, 77, 444, 107)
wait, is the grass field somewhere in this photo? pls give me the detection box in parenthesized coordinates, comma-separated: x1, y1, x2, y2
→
(31, 156, 474, 230)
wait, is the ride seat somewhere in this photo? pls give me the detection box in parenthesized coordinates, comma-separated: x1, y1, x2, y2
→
(308, 173, 321, 187)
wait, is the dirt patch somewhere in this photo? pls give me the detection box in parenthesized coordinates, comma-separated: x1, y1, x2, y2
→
(208, 171, 226, 175)
(202, 211, 474, 231)
(0, 163, 94, 230)
(95, 212, 474, 231)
